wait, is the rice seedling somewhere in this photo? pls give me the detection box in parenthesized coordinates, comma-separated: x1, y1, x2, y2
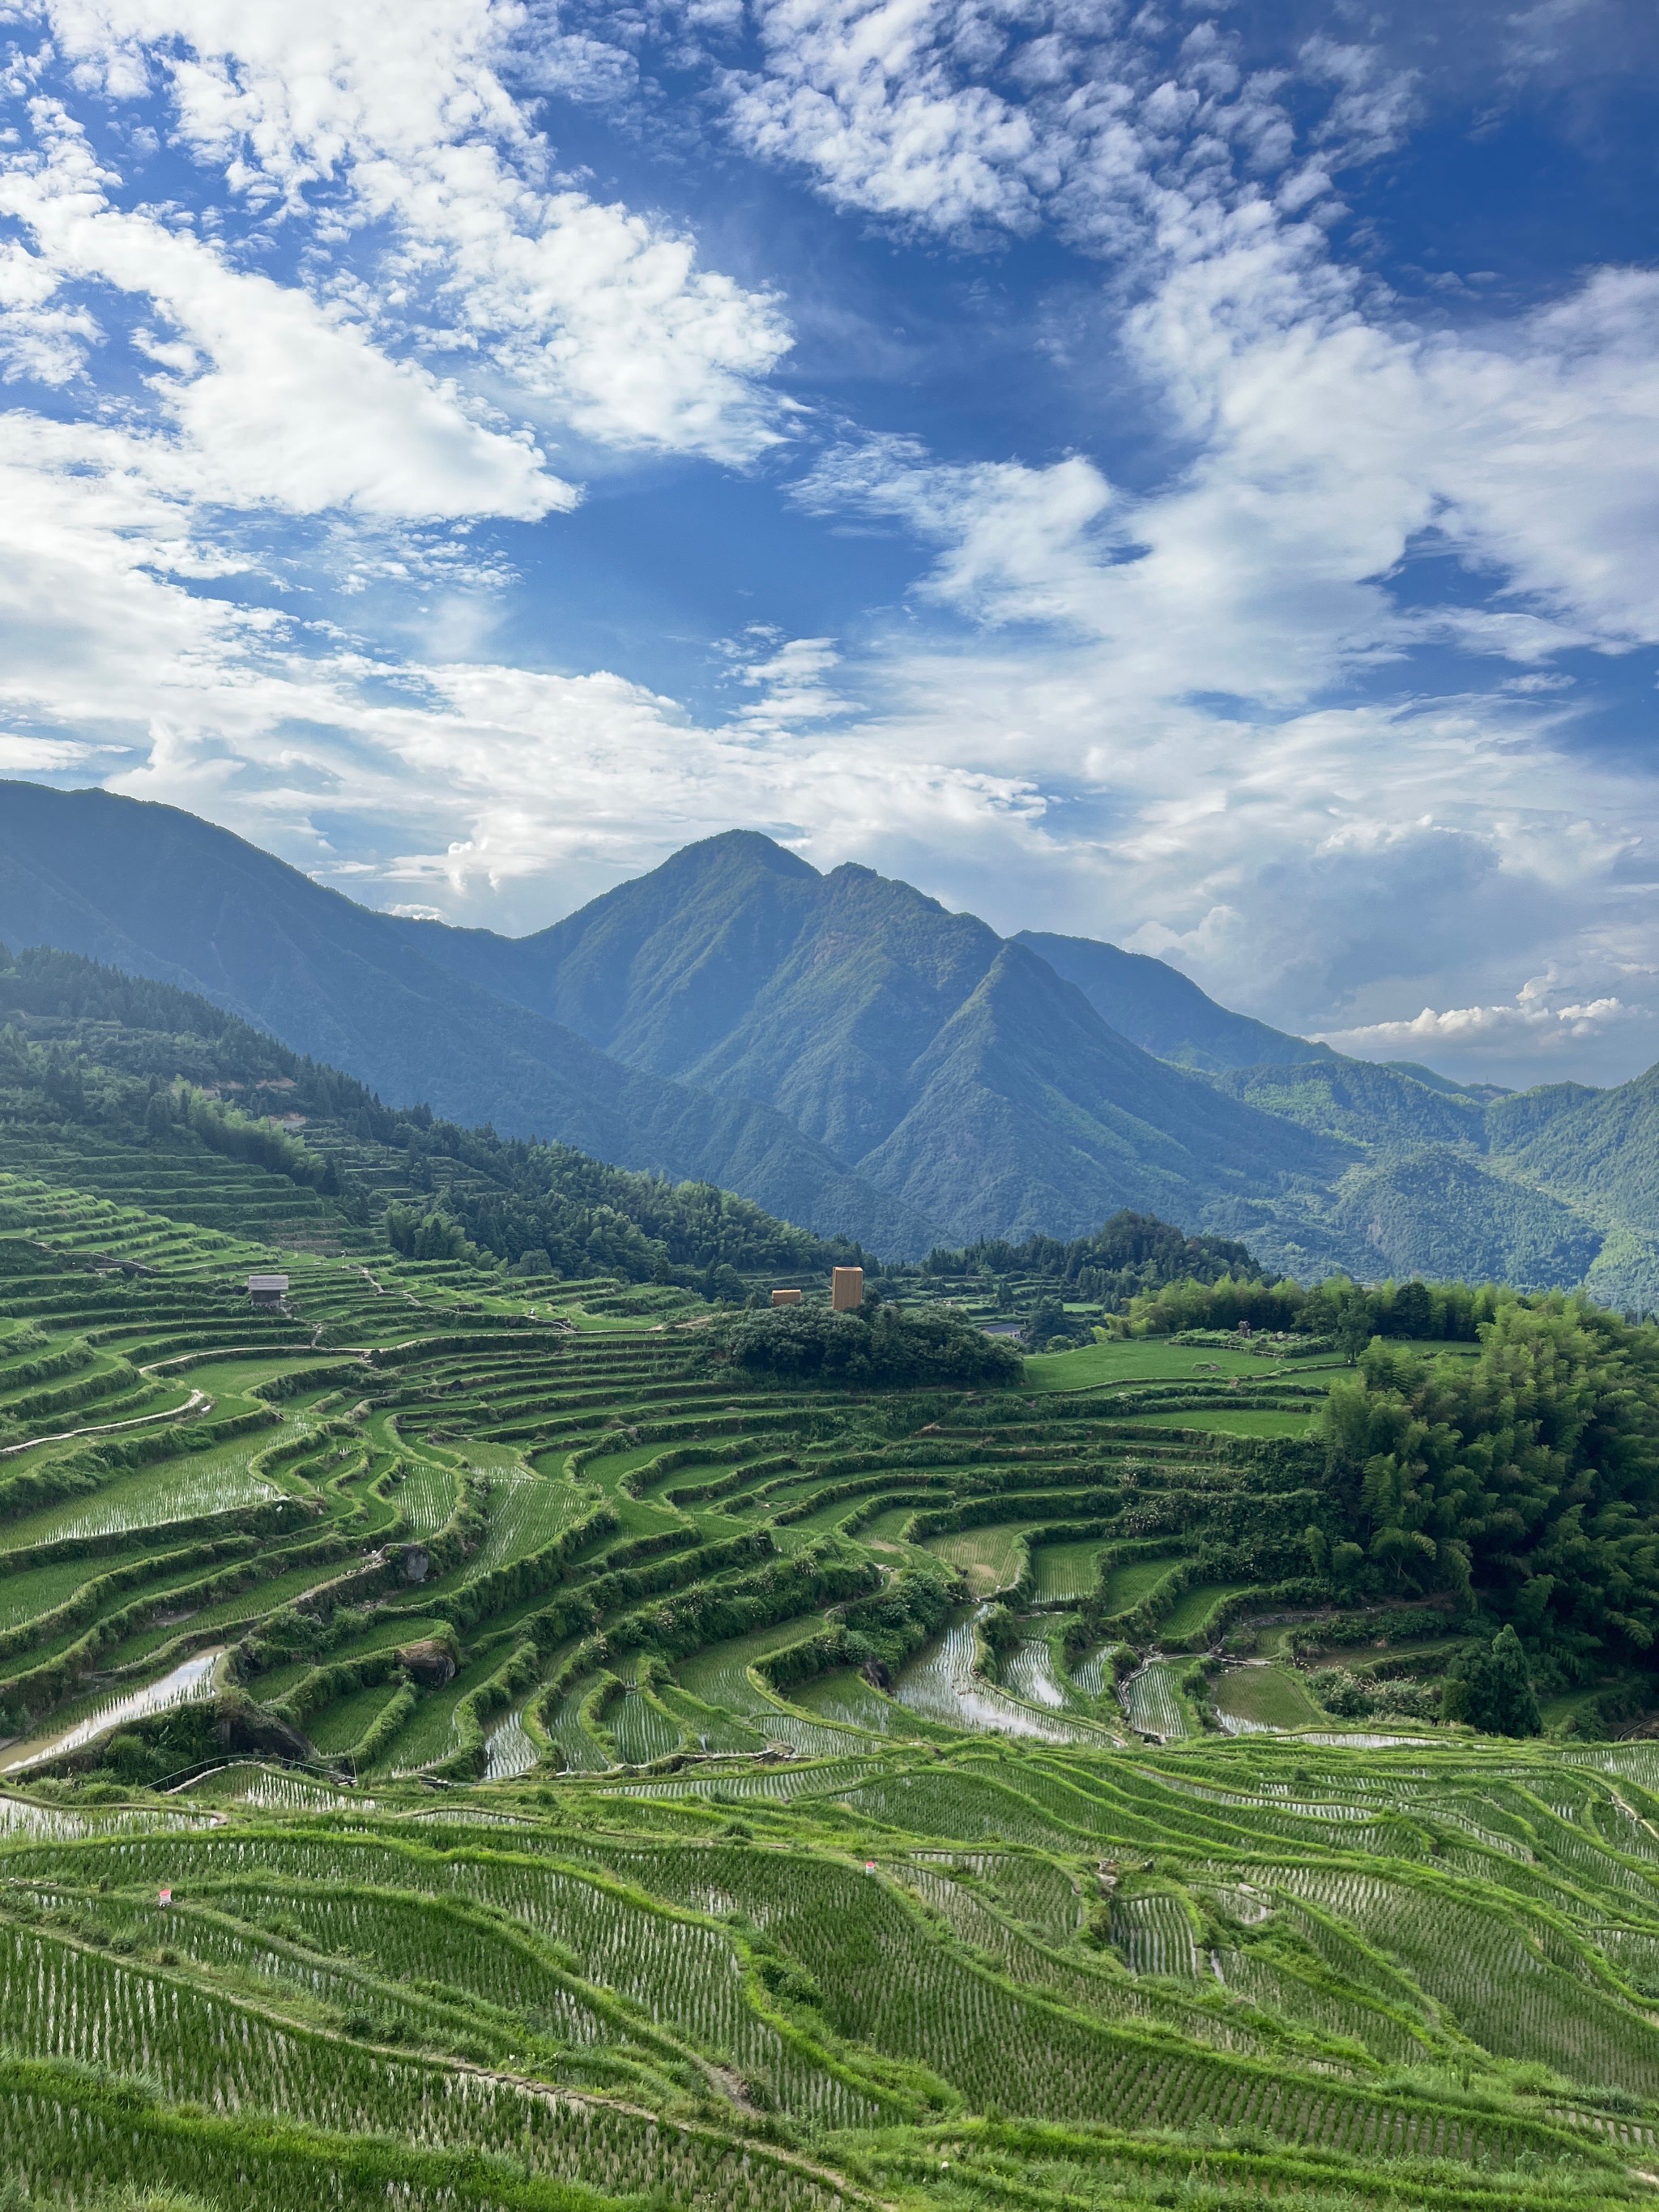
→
(484, 1707, 541, 1780)
(1118, 1659, 1189, 1739)
(895, 1610, 1115, 1745)
(922, 1523, 1030, 1595)
(2, 1170, 1658, 2212)
(1026, 1539, 1104, 1604)
(0, 1454, 283, 1552)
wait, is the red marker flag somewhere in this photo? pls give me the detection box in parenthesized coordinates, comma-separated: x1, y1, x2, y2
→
(157, 1888, 172, 1907)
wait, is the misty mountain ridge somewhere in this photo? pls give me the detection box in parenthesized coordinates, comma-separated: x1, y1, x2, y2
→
(2, 781, 1657, 1304)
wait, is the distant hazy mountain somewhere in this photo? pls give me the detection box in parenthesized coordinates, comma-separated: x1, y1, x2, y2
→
(1206, 1057, 1488, 1153)
(6, 782, 1659, 1300)
(1012, 929, 1329, 1073)
(0, 784, 940, 1253)
(393, 830, 1342, 1245)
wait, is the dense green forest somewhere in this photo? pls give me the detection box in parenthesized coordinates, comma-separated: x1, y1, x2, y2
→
(1322, 1304, 1659, 1668)
(916, 1211, 1265, 1305)
(19, 784, 1659, 1298)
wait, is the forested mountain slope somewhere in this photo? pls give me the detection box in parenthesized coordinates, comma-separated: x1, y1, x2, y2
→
(11, 784, 1659, 1296)
(394, 827, 1659, 1293)
(1487, 1066, 1659, 1237)
(0, 785, 938, 1253)
(395, 830, 1347, 1243)
(0, 942, 872, 1291)
(1013, 926, 1332, 1071)
(1206, 1056, 1489, 1151)
(397, 831, 1305, 1173)
(850, 941, 1341, 1239)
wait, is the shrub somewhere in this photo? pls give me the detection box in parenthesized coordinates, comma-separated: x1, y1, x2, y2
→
(710, 1300, 1022, 1389)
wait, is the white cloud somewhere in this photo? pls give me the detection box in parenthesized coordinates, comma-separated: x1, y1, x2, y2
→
(721, 0, 1043, 236)
(1318, 979, 1648, 1062)
(0, 231, 99, 384)
(0, 734, 104, 770)
(798, 441, 1120, 629)
(800, 253, 1659, 707)
(0, 409, 262, 737)
(699, 0, 1410, 264)
(702, 0, 1659, 698)
(40, 0, 794, 462)
(721, 629, 851, 732)
(1299, 36, 1418, 168)
(0, 104, 569, 519)
(88, 644, 1047, 937)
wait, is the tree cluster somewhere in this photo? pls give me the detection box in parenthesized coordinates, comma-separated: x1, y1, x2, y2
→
(918, 1210, 1265, 1310)
(1021, 1296, 1094, 1350)
(1320, 1300, 1659, 1668)
(710, 1297, 1024, 1388)
(1125, 1270, 1502, 1347)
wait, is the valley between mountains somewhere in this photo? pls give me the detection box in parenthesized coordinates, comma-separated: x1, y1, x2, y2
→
(6, 802, 1659, 2212)
(3, 781, 1659, 1300)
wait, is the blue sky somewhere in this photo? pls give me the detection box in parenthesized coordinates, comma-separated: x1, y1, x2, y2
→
(0, 0, 1657, 1087)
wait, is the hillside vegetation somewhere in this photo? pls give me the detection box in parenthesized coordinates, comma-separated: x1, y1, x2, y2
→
(0, 942, 870, 1292)
(14, 785, 1659, 1300)
(7, 1084, 1659, 2212)
(0, 784, 936, 1253)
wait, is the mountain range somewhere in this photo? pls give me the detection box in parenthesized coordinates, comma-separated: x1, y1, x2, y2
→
(2, 779, 1658, 1303)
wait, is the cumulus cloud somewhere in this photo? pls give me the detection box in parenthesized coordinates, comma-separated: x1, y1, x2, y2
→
(800, 256, 1659, 702)
(0, 734, 104, 770)
(720, 0, 1044, 237)
(797, 442, 1121, 629)
(0, 104, 569, 519)
(1318, 978, 1648, 1062)
(694, 0, 1414, 264)
(720, 629, 852, 733)
(0, 0, 1655, 1102)
(0, 0, 804, 822)
(92, 642, 1047, 937)
(38, 0, 793, 462)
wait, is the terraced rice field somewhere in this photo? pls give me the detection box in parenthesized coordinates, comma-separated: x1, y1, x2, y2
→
(467, 1466, 585, 1573)
(922, 1520, 1030, 1594)
(1100, 1553, 1183, 1613)
(1158, 1578, 1254, 1641)
(896, 1609, 1115, 1744)
(1027, 1536, 1105, 1602)
(1215, 1660, 1328, 1732)
(6, 1170, 1659, 2212)
(1120, 1657, 1191, 1738)
(1001, 1623, 1121, 1733)
(1, 1647, 223, 1771)
(0, 1447, 283, 1550)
